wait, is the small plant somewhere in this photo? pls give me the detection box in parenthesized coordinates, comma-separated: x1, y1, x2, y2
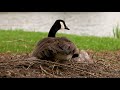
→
(113, 24, 120, 39)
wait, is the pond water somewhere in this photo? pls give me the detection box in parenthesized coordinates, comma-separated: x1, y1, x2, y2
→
(0, 12, 120, 37)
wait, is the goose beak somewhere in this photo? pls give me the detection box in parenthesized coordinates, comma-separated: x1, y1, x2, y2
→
(65, 26, 70, 30)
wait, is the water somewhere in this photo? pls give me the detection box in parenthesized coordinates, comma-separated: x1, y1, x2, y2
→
(0, 12, 120, 37)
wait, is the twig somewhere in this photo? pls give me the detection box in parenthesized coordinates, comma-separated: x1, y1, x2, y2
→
(0, 58, 102, 77)
(91, 51, 98, 59)
(27, 59, 102, 77)
(39, 65, 61, 78)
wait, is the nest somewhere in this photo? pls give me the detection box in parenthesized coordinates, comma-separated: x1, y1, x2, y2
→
(0, 50, 120, 78)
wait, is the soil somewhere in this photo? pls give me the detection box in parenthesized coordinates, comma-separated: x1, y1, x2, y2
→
(0, 50, 120, 78)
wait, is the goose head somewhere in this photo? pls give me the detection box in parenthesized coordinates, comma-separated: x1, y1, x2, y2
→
(48, 19, 70, 37)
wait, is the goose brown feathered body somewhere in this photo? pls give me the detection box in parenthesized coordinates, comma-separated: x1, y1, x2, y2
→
(32, 37, 78, 61)
(32, 19, 79, 61)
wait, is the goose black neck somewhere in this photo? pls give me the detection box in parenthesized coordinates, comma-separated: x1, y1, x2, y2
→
(48, 26, 59, 37)
(48, 31, 56, 37)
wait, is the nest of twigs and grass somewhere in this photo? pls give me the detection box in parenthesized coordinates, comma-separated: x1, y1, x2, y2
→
(0, 50, 120, 78)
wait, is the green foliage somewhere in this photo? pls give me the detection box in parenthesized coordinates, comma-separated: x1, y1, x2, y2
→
(113, 24, 120, 39)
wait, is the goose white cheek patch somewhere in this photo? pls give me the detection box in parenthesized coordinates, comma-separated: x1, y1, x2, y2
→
(60, 21, 65, 34)
(60, 21, 65, 29)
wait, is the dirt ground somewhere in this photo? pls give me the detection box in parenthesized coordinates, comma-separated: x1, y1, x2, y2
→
(0, 50, 120, 78)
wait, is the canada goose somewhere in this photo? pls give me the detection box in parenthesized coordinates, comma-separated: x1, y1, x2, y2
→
(32, 19, 79, 62)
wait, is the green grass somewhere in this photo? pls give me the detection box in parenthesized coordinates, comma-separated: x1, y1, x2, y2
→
(0, 29, 120, 53)
(113, 24, 120, 39)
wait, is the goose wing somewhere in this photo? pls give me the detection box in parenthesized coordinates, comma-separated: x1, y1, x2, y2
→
(55, 37, 76, 54)
(32, 37, 77, 60)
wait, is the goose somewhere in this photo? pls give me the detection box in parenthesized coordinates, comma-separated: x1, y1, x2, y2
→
(32, 19, 79, 62)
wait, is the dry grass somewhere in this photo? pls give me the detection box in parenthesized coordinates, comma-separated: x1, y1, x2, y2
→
(0, 50, 120, 78)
